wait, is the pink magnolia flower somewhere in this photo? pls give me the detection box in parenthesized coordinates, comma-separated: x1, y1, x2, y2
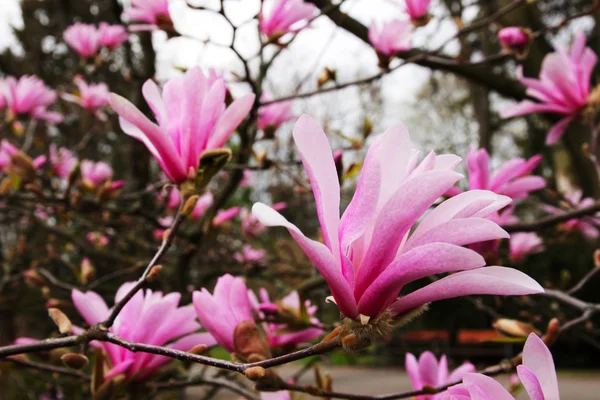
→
(80, 160, 116, 188)
(543, 190, 600, 239)
(469, 207, 517, 262)
(500, 31, 596, 145)
(0, 76, 62, 123)
(0, 140, 46, 173)
(49, 145, 78, 179)
(122, 0, 172, 31)
(98, 22, 129, 49)
(405, 0, 432, 23)
(250, 288, 323, 348)
(368, 19, 412, 57)
(234, 245, 266, 265)
(406, 351, 475, 400)
(63, 23, 100, 58)
(193, 274, 255, 353)
(258, 93, 295, 134)
(498, 27, 530, 50)
(442, 333, 559, 400)
(72, 283, 215, 381)
(259, 0, 317, 39)
(86, 231, 109, 247)
(109, 67, 255, 184)
(62, 76, 110, 119)
(213, 207, 241, 226)
(447, 148, 545, 200)
(509, 232, 544, 263)
(252, 115, 543, 321)
(241, 202, 287, 237)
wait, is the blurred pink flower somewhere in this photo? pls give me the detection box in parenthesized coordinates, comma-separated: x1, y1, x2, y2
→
(0, 140, 46, 173)
(258, 93, 295, 134)
(193, 274, 254, 352)
(240, 169, 254, 188)
(62, 76, 110, 119)
(509, 232, 544, 263)
(234, 244, 266, 265)
(98, 22, 129, 49)
(253, 115, 543, 321)
(49, 144, 78, 179)
(443, 334, 559, 400)
(80, 160, 112, 186)
(368, 19, 412, 57)
(241, 202, 287, 237)
(406, 351, 475, 400)
(213, 206, 241, 226)
(498, 27, 530, 50)
(259, 0, 317, 38)
(405, 0, 432, 23)
(153, 215, 174, 240)
(72, 283, 215, 381)
(447, 148, 545, 200)
(250, 288, 323, 348)
(500, 31, 596, 145)
(109, 67, 255, 184)
(63, 23, 100, 58)
(543, 190, 600, 239)
(0, 75, 62, 123)
(86, 231, 109, 247)
(122, 0, 171, 31)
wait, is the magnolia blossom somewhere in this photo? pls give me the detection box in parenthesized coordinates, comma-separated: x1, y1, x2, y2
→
(368, 19, 412, 57)
(80, 160, 124, 191)
(234, 245, 266, 265)
(87, 231, 109, 247)
(405, 0, 432, 23)
(72, 283, 215, 381)
(258, 93, 295, 134)
(63, 23, 100, 58)
(406, 351, 475, 400)
(49, 145, 78, 179)
(509, 232, 544, 263)
(500, 31, 596, 145)
(98, 22, 129, 49)
(62, 76, 110, 119)
(213, 207, 241, 226)
(259, 0, 317, 38)
(447, 148, 545, 200)
(241, 202, 287, 237)
(0, 75, 62, 123)
(253, 115, 543, 321)
(442, 333, 559, 400)
(122, 0, 172, 31)
(251, 289, 323, 348)
(543, 190, 600, 239)
(498, 27, 530, 51)
(193, 274, 255, 352)
(109, 67, 255, 184)
(0, 140, 46, 173)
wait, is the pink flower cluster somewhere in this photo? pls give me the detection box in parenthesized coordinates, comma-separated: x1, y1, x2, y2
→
(61, 75, 110, 119)
(368, 19, 412, 57)
(72, 282, 215, 381)
(63, 22, 128, 58)
(253, 116, 543, 322)
(0, 75, 62, 123)
(0, 140, 46, 173)
(259, 0, 317, 39)
(80, 160, 124, 192)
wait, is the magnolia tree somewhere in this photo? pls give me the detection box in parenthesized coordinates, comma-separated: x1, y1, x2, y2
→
(0, 0, 599, 399)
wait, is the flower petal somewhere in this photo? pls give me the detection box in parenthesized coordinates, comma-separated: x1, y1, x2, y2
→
(522, 333, 560, 400)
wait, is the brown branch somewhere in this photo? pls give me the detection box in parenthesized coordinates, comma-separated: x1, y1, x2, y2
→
(6, 356, 90, 380)
(152, 376, 258, 400)
(502, 202, 600, 232)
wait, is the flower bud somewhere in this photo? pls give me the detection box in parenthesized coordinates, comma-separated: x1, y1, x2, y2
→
(188, 344, 208, 355)
(317, 67, 337, 88)
(80, 258, 95, 285)
(61, 353, 89, 370)
(147, 265, 162, 282)
(493, 318, 539, 338)
(48, 308, 72, 334)
(498, 27, 531, 59)
(244, 366, 266, 381)
(183, 195, 200, 216)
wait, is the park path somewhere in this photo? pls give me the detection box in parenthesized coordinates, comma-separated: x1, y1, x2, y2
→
(187, 365, 600, 399)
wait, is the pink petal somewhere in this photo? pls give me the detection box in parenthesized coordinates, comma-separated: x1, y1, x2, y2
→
(449, 362, 476, 382)
(546, 116, 575, 145)
(71, 289, 110, 326)
(405, 353, 422, 389)
(252, 203, 357, 318)
(142, 79, 166, 125)
(207, 93, 255, 148)
(516, 365, 545, 400)
(462, 373, 515, 400)
(499, 100, 571, 119)
(522, 333, 560, 400)
(500, 176, 546, 199)
(390, 267, 544, 315)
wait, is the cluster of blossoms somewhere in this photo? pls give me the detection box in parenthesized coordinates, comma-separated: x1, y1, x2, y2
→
(63, 22, 128, 58)
(61, 75, 110, 120)
(0, 75, 62, 124)
(122, 0, 173, 32)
